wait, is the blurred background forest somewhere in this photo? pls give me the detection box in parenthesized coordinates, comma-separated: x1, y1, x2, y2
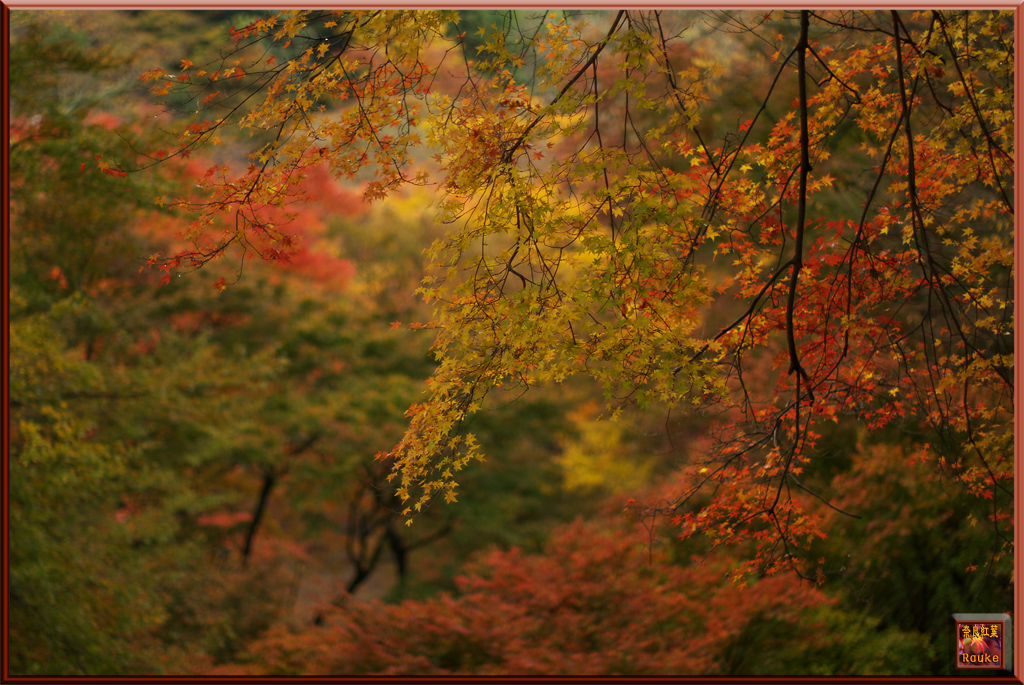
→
(6, 9, 1014, 676)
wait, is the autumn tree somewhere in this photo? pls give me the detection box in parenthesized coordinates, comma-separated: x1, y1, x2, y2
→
(8, 12, 425, 672)
(136, 8, 1013, 581)
(9, 14, 619, 676)
(209, 516, 933, 676)
(805, 438, 1012, 674)
(7, 14, 306, 672)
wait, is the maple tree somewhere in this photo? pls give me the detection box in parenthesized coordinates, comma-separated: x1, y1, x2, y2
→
(7, 14, 358, 672)
(141, 8, 1014, 581)
(9, 14, 609, 675)
(7, 8, 1016, 677)
(206, 516, 933, 676)
(807, 438, 1013, 668)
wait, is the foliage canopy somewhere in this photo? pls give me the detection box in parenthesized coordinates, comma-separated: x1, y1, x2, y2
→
(139, 8, 1013, 579)
(7, 11, 1014, 676)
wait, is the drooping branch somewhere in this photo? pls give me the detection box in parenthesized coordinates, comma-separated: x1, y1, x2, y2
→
(784, 10, 813, 402)
(502, 10, 626, 164)
(932, 11, 1013, 213)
